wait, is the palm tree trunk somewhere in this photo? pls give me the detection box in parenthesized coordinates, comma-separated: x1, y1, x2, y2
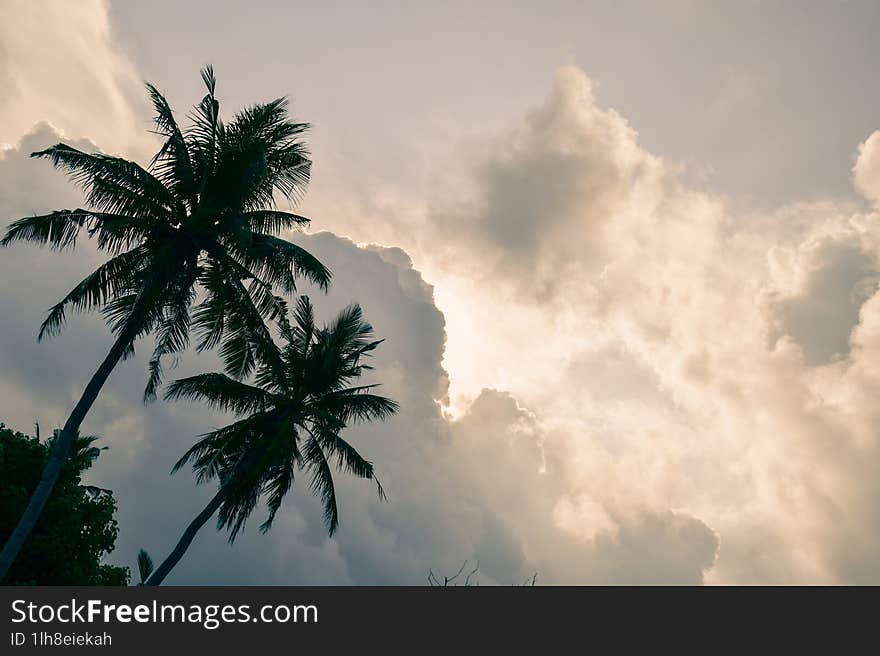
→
(145, 488, 225, 586)
(145, 448, 262, 586)
(0, 325, 137, 581)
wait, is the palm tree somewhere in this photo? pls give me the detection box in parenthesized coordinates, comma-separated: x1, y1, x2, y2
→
(145, 297, 397, 585)
(0, 67, 330, 578)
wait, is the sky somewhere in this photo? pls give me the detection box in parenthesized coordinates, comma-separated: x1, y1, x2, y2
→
(2, 0, 880, 583)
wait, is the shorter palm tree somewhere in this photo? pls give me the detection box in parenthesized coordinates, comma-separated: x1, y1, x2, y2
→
(145, 297, 398, 585)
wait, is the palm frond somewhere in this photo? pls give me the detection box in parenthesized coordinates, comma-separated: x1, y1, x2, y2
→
(258, 420, 302, 533)
(258, 461, 296, 534)
(214, 265, 287, 380)
(100, 248, 181, 340)
(39, 245, 150, 339)
(317, 390, 400, 424)
(31, 144, 179, 222)
(171, 415, 266, 481)
(164, 373, 271, 415)
(312, 424, 378, 483)
(228, 233, 331, 292)
(187, 65, 222, 200)
(244, 210, 310, 234)
(2, 210, 90, 250)
(143, 267, 199, 402)
(302, 435, 339, 535)
(137, 549, 154, 584)
(146, 82, 196, 205)
(324, 304, 375, 354)
(207, 97, 311, 211)
(217, 478, 262, 543)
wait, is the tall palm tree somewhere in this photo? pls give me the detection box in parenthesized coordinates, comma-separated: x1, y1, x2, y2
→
(145, 298, 398, 585)
(0, 67, 330, 578)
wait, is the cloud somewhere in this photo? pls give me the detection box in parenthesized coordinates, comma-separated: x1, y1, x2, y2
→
(0, 0, 151, 157)
(426, 67, 661, 299)
(5, 16, 880, 583)
(352, 66, 880, 583)
(0, 120, 720, 584)
(113, 232, 718, 585)
(762, 232, 879, 365)
(853, 131, 880, 208)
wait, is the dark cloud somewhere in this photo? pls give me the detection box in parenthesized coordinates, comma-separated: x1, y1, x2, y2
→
(767, 238, 878, 365)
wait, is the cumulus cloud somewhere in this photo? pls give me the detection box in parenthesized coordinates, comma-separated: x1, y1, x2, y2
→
(408, 66, 880, 584)
(762, 232, 879, 365)
(854, 131, 880, 208)
(426, 67, 663, 298)
(0, 119, 720, 584)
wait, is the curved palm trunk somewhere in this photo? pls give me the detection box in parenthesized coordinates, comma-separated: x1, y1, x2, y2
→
(145, 488, 225, 586)
(0, 326, 137, 580)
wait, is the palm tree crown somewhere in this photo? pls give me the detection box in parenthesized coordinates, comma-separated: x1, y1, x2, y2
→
(167, 296, 398, 540)
(1, 66, 330, 397)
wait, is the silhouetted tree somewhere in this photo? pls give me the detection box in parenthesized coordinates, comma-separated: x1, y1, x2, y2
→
(145, 298, 397, 585)
(0, 66, 330, 578)
(0, 424, 129, 585)
(136, 549, 154, 585)
(428, 561, 481, 586)
(428, 561, 538, 586)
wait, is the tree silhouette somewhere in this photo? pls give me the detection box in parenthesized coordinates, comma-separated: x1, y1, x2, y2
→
(136, 549, 154, 585)
(427, 561, 538, 586)
(145, 298, 397, 585)
(0, 66, 330, 578)
(0, 424, 129, 585)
